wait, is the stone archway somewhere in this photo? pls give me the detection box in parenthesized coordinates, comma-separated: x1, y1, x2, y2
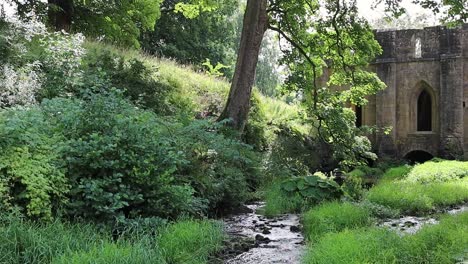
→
(404, 150, 434, 164)
(417, 90, 432, 131)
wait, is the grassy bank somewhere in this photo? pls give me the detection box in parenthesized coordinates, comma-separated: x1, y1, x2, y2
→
(302, 212, 468, 264)
(0, 214, 223, 264)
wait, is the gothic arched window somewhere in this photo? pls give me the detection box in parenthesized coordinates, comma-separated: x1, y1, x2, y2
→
(417, 90, 432, 131)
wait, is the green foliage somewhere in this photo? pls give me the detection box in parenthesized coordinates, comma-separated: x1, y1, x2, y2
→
(303, 227, 400, 264)
(41, 93, 201, 221)
(168, 119, 261, 212)
(202, 58, 229, 77)
(0, 107, 68, 220)
(303, 212, 468, 264)
(14, 0, 162, 48)
(380, 165, 412, 182)
(405, 160, 468, 184)
(142, 0, 240, 78)
(280, 175, 342, 204)
(263, 180, 305, 217)
(79, 44, 175, 115)
(302, 202, 373, 241)
(52, 242, 165, 264)
(158, 220, 224, 264)
(367, 178, 468, 215)
(0, 214, 107, 264)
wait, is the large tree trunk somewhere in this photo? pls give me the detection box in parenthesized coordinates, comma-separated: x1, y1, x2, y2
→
(218, 0, 268, 131)
(48, 0, 74, 31)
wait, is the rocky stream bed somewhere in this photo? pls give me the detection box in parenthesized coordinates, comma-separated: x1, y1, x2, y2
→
(222, 203, 304, 264)
(218, 203, 467, 264)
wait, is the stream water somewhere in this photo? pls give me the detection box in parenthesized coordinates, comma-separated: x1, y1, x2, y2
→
(223, 203, 304, 264)
(379, 204, 468, 235)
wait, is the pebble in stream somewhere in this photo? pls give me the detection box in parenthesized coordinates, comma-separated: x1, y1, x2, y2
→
(224, 203, 304, 264)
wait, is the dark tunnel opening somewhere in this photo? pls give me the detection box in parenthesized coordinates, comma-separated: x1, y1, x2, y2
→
(404, 150, 434, 164)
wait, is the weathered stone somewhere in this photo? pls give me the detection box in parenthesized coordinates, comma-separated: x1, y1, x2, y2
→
(358, 24, 468, 160)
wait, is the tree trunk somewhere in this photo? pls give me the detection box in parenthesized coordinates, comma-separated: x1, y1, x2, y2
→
(218, 0, 268, 131)
(48, 0, 73, 31)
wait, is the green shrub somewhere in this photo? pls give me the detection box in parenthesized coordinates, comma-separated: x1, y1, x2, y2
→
(42, 93, 201, 221)
(158, 220, 224, 264)
(302, 201, 373, 241)
(264, 180, 305, 216)
(367, 179, 468, 214)
(79, 44, 176, 115)
(406, 160, 468, 183)
(169, 119, 261, 212)
(280, 175, 342, 205)
(0, 108, 68, 220)
(303, 227, 399, 264)
(380, 165, 412, 182)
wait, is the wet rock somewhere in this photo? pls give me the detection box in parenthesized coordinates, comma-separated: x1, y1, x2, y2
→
(262, 229, 271, 235)
(252, 220, 257, 224)
(255, 234, 271, 243)
(290, 226, 301, 232)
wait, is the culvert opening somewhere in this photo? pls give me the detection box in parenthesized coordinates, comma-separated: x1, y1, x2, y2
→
(404, 150, 434, 164)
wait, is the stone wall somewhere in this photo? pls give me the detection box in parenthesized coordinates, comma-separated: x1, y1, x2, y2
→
(362, 24, 468, 160)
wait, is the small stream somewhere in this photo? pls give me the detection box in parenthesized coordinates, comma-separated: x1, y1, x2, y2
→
(223, 203, 304, 264)
(379, 204, 468, 235)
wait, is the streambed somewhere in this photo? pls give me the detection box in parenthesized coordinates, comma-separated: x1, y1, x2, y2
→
(223, 203, 304, 264)
(379, 204, 468, 235)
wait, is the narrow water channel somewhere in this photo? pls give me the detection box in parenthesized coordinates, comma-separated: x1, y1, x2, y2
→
(224, 203, 304, 264)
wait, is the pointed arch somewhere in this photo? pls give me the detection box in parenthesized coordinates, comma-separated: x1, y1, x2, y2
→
(417, 90, 432, 131)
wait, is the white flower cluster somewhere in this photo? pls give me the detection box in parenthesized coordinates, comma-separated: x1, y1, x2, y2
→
(0, 62, 42, 108)
(0, 16, 86, 107)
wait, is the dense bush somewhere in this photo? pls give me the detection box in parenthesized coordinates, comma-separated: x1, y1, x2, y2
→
(263, 180, 305, 216)
(0, 107, 68, 220)
(281, 175, 342, 204)
(405, 160, 468, 183)
(41, 93, 201, 221)
(302, 201, 373, 241)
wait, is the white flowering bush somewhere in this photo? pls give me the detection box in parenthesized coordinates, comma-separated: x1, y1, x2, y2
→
(0, 16, 86, 107)
(0, 62, 42, 107)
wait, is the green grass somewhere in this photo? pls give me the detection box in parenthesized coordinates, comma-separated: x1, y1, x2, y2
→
(406, 160, 468, 183)
(52, 241, 165, 264)
(367, 178, 468, 215)
(380, 165, 413, 182)
(0, 216, 108, 264)
(0, 214, 224, 264)
(303, 227, 400, 264)
(158, 220, 224, 264)
(302, 212, 468, 264)
(263, 180, 305, 217)
(302, 201, 373, 241)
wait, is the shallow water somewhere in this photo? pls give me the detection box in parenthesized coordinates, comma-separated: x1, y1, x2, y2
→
(224, 203, 304, 264)
(380, 204, 468, 235)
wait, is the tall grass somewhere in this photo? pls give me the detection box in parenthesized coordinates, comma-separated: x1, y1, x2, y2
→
(405, 160, 468, 183)
(302, 201, 373, 241)
(380, 165, 412, 182)
(158, 220, 224, 264)
(302, 212, 468, 264)
(0, 215, 107, 264)
(367, 178, 468, 214)
(263, 180, 305, 217)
